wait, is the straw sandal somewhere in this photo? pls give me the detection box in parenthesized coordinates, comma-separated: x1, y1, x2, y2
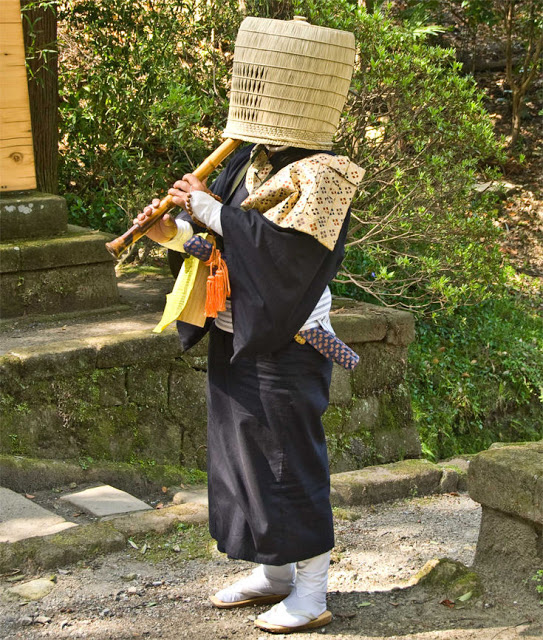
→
(209, 593, 288, 609)
(254, 610, 332, 633)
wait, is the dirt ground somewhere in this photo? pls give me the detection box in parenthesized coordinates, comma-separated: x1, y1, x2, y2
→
(1, 493, 541, 640)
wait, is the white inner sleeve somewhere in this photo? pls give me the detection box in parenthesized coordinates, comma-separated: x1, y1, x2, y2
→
(159, 216, 194, 252)
(215, 287, 334, 336)
(190, 190, 223, 236)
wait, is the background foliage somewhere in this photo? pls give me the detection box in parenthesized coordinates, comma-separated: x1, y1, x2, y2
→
(55, 0, 541, 459)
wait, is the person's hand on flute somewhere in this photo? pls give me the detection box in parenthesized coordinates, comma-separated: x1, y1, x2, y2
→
(166, 174, 224, 234)
(134, 199, 178, 244)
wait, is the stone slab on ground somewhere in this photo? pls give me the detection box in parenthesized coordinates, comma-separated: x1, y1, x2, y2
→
(0, 503, 207, 573)
(468, 441, 543, 524)
(59, 485, 152, 517)
(330, 459, 443, 506)
(0, 488, 77, 543)
(171, 487, 208, 506)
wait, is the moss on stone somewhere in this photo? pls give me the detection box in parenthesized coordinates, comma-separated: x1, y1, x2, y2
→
(127, 523, 214, 564)
(0, 522, 125, 572)
(332, 507, 361, 522)
(412, 558, 483, 600)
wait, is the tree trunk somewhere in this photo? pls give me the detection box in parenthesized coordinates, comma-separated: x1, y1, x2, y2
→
(20, 1, 58, 194)
(510, 88, 523, 148)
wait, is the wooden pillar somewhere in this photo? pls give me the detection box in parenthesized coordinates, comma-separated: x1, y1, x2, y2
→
(0, 0, 36, 192)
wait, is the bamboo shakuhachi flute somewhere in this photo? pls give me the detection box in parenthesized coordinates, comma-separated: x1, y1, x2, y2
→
(105, 138, 242, 259)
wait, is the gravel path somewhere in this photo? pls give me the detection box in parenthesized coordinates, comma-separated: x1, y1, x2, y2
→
(1, 493, 541, 640)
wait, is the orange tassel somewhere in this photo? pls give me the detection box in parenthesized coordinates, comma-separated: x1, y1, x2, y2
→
(205, 275, 217, 317)
(215, 268, 226, 312)
(204, 244, 231, 318)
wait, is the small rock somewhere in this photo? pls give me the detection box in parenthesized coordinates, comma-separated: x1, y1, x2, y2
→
(122, 573, 137, 581)
(172, 545, 181, 553)
(100, 608, 111, 617)
(127, 587, 139, 595)
(35, 616, 51, 625)
(19, 616, 33, 626)
(152, 581, 163, 587)
(69, 482, 77, 489)
(7, 578, 56, 601)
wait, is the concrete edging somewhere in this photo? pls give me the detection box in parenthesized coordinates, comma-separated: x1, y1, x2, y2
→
(0, 503, 208, 573)
(0, 456, 470, 573)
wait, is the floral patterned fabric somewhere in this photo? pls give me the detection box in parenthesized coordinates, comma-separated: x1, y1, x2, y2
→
(241, 151, 365, 251)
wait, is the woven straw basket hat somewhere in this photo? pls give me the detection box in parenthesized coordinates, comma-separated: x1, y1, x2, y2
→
(223, 16, 356, 150)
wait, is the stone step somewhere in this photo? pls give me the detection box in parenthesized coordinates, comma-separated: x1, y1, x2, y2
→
(0, 224, 119, 318)
(59, 484, 152, 518)
(0, 487, 77, 543)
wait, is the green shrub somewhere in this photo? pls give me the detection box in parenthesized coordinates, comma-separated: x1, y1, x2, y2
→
(329, 7, 506, 314)
(408, 294, 543, 460)
(58, 0, 239, 233)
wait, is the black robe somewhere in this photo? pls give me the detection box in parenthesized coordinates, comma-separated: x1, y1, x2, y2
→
(171, 144, 349, 564)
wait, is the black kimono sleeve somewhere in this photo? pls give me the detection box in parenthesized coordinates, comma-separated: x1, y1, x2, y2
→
(221, 205, 349, 361)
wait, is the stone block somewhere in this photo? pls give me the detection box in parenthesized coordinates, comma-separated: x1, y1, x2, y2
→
(439, 468, 461, 493)
(372, 385, 420, 463)
(474, 506, 542, 574)
(1, 262, 119, 318)
(170, 362, 208, 468)
(329, 365, 353, 406)
(134, 409, 182, 464)
(97, 369, 127, 407)
(126, 365, 169, 409)
(468, 442, 543, 525)
(0, 191, 68, 241)
(90, 331, 180, 369)
(0, 244, 21, 273)
(4, 341, 97, 378)
(438, 456, 473, 492)
(332, 312, 387, 344)
(331, 303, 415, 347)
(0, 521, 126, 572)
(12, 225, 113, 271)
(0, 405, 69, 459)
(331, 459, 442, 506)
(329, 438, 373, 474)
(346, 396, 379, 434)
(351, 343, 408, 395)
(172, 487, 208, 506)
(385, 309, 416, 346)
(0, 488, 77, 542)
(60, 485, 151, 517)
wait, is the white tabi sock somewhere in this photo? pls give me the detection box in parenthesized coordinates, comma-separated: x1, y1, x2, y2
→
(214, 563, 295, 603)
(257, 551, 330, 627)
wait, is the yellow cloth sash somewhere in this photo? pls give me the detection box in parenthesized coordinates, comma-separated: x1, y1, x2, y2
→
(153, 234, 209, 333)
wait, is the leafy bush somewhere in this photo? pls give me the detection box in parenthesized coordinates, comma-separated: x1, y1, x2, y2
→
(400, 0, 543, 147)
(408, 294, 543, 460)
(58, 0, 239, 233)
(329, 7, 505, 313)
